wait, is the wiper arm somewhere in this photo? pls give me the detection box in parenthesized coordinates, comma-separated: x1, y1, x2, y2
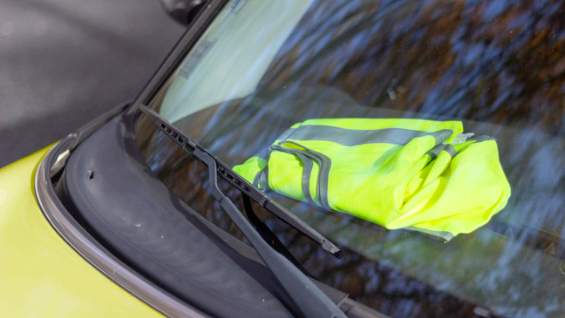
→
(242, 194, 313, 277)
(139, 105, 346, 318)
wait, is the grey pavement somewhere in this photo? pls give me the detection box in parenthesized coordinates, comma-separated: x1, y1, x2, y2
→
(0, 0, 184, 167)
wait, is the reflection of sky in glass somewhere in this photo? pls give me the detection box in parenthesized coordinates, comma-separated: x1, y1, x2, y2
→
(138, 0, 565, 317)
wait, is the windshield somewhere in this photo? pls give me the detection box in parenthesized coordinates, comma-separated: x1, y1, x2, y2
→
(136, 0, 565, 317)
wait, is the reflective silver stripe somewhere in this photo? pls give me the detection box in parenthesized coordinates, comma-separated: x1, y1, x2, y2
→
(426, 144, 444, 160)
(252, 171, 262, 187)
(282, 125, 454, 147)
(259, 168, 269, 191)
(298, 145, 332, 211)
(294, 152, 315, 204)
(253, 168, 265, 188)
(294, 152, 316, 206)
(252, 165, 270, 191)
(426, 143, 457, 160)
(445, 135, 495, 160)
(272, 141, 333, 211)
(252, 150, 271, 190)
(444, 144, 456, 157)
(271, 143, 317, 205)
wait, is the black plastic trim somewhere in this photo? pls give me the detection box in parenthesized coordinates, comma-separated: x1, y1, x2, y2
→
(35, 136, 207, 318)
(129, 0, 228, 111)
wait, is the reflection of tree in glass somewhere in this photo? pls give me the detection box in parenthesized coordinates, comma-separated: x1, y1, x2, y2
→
(262, 0, 565, 135)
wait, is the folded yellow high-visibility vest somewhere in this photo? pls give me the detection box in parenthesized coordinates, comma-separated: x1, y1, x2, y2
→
(233, 118, 511, 241)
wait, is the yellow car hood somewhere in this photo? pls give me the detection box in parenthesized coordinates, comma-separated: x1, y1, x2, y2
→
(0, 145, 161, 317)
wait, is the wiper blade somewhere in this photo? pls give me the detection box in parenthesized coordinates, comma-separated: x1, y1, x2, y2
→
(139, 106, 341, 257)
(139, 105, 346, 318)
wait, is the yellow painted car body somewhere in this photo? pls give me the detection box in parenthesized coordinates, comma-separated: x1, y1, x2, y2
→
(0, 145, 162, 318)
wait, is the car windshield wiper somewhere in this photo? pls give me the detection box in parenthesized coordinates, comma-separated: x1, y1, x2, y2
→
(139, 105, 346, 318)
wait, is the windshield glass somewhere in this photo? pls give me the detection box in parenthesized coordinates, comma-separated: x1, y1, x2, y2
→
(136, 0, 565, 317)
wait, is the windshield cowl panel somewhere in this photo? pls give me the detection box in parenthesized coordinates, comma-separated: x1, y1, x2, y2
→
(58, 116, 300, 318)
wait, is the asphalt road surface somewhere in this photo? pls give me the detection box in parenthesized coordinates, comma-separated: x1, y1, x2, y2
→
(0, 0, 184, 167)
